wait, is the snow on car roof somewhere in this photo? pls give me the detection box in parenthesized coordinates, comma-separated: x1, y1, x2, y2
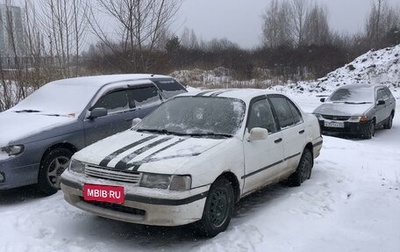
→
(49, 74, 172, 88)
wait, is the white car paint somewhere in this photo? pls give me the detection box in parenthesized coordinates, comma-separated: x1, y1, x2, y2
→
(60, 89, 323, 232)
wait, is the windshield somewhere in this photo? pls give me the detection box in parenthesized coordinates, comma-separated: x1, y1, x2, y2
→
(137, 96, 246, 137)
(327, 86, 374, 103)
(10, 82, 100, 116)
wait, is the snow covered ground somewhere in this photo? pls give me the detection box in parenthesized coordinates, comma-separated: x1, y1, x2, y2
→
(1, 45, 400, 251)
(1, 92, 399, 252)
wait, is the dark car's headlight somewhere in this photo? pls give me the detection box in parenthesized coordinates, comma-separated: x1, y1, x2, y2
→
(140, 173, 191, 191)
(69, 159, 85, 173)
(1, 145, 24, 156)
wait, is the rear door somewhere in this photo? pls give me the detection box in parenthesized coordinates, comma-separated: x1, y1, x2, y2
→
(243, 96, 284, 194)
(268, 94, 306, 173)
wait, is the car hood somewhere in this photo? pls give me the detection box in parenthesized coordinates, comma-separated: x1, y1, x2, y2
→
(313, 102, 373, 116)
(0, 110, 76, 146)
(73, 130, 227, 174)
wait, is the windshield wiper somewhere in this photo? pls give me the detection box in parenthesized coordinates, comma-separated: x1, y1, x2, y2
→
(15, 109, 40, 113)
(344, 101, 371, 104)
(136, 128, 185, 136)
(188, 132, 233, 138)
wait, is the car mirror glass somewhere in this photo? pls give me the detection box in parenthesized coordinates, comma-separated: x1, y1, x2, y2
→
(89, 107, 107, 119)
(377, 100, 385, 106)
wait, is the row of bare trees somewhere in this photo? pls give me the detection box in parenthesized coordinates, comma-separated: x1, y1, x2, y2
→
(0, 0, 400, 111)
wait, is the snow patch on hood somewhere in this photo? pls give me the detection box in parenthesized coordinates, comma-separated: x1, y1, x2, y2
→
(0, 110, 75, 146)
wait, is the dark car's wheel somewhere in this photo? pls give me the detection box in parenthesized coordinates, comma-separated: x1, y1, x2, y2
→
(288, 148, 313, 187)
(363, 120, 375, 139)
(383, 114, 393, 129)
(196, 178, 234, 237)
(38, 148, 73, 196)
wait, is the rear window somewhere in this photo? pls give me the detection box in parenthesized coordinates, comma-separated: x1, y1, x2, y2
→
(153, 79, 187, 99)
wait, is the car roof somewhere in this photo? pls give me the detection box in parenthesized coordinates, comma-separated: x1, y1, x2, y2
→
(49, 74, 172, 88)
(338, 84, 383, 90)
(179, 88, 279, 103)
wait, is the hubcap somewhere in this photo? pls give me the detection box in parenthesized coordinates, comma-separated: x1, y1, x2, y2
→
(47, 156, 70, 188)
(209, 188, 229, 227)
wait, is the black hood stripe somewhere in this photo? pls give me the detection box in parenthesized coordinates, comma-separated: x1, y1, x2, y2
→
(99, 135, 158, 167)
(128, 138, 188, 171)
(195, 90, 214, 96)
(114, 137, 173, 170)
(210, 90, 229, 97)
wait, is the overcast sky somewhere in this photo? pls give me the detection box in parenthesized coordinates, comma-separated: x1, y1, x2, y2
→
(176, 0, 400, 49)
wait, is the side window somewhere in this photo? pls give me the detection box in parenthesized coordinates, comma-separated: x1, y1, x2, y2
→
(128, 85, 161, 108)
(92, 90, 128, 113)
(247, 98, 277, 134)
(153, 79, 187, 99)
(269, 96, 303, 128)
(383, 88, 393, 99)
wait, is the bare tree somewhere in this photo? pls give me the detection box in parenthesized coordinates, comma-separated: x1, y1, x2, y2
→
(35, 0, 89, 77)
(303, 4, 331, 46)
(91, 0, 182, 73)
(180, 27, 199, 49)
(262, 0, 291, 48)
(287, 0, 310, 47)
(366, 0, 399, 48)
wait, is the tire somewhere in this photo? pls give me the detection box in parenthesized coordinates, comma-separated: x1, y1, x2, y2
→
(363, 120, 375, 139)
(37, 148, 73, 196)
(383, 114, 393, 129)
(287, 148, 313, 187)
(196, 178, 234, 237)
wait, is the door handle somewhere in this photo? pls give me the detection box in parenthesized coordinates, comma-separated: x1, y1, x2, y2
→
(299, 129, 305, 134)
(274, 138, 282, 143)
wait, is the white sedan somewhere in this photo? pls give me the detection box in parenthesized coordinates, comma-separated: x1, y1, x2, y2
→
(60, 89, 323, 237)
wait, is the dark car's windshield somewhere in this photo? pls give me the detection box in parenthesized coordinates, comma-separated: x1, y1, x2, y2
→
(327, 86, 374, 103)
(11, 82, 99, 115)
(137, 96, 246, 137)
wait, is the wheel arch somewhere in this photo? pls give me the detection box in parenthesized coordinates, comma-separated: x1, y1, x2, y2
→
(304, 142, 314, 165)
(40, 143, 78, 165)
(215, 172, 241, 203)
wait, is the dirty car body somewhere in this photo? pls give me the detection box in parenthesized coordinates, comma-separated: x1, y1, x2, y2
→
(61, 89, 323, 237)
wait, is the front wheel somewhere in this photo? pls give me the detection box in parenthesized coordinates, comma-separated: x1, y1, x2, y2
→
(37, 148, 73, 196)
(363, 120, 375, 139)
(196, 178, 234, 237)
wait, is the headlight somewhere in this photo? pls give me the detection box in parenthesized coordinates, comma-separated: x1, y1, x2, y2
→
(69, 159, 85, 173)
(1, 145, 24, 156)
(313, 113, 321, 119)
(140, 173, 191, 190)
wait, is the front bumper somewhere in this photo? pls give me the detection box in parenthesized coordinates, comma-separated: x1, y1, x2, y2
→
(60, 171, 209, 226)
(0, 155, 39, 190)
(318, 120, 371, 136)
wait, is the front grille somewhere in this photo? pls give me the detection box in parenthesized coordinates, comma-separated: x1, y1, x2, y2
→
(83, 198, 146, 216)
(85, 164, 141, 184)
(321, 115, 350, 121)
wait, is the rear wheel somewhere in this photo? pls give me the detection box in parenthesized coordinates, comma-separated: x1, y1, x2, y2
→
(196, 178, 234, 237)
(383, 114, 393, 129)
(38, 148, 73, 196)
(288, 148, 313, 187)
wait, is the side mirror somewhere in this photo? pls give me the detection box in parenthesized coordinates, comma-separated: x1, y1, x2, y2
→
(377, 100, 385, 106)
(248, 127, 268, 141)
(131, 118, 142, 128)
(320, 98, 326, 102)
(89, 107, 107, 119)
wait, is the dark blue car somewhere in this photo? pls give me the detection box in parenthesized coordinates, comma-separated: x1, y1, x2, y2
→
(0, 74, 186, 195)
